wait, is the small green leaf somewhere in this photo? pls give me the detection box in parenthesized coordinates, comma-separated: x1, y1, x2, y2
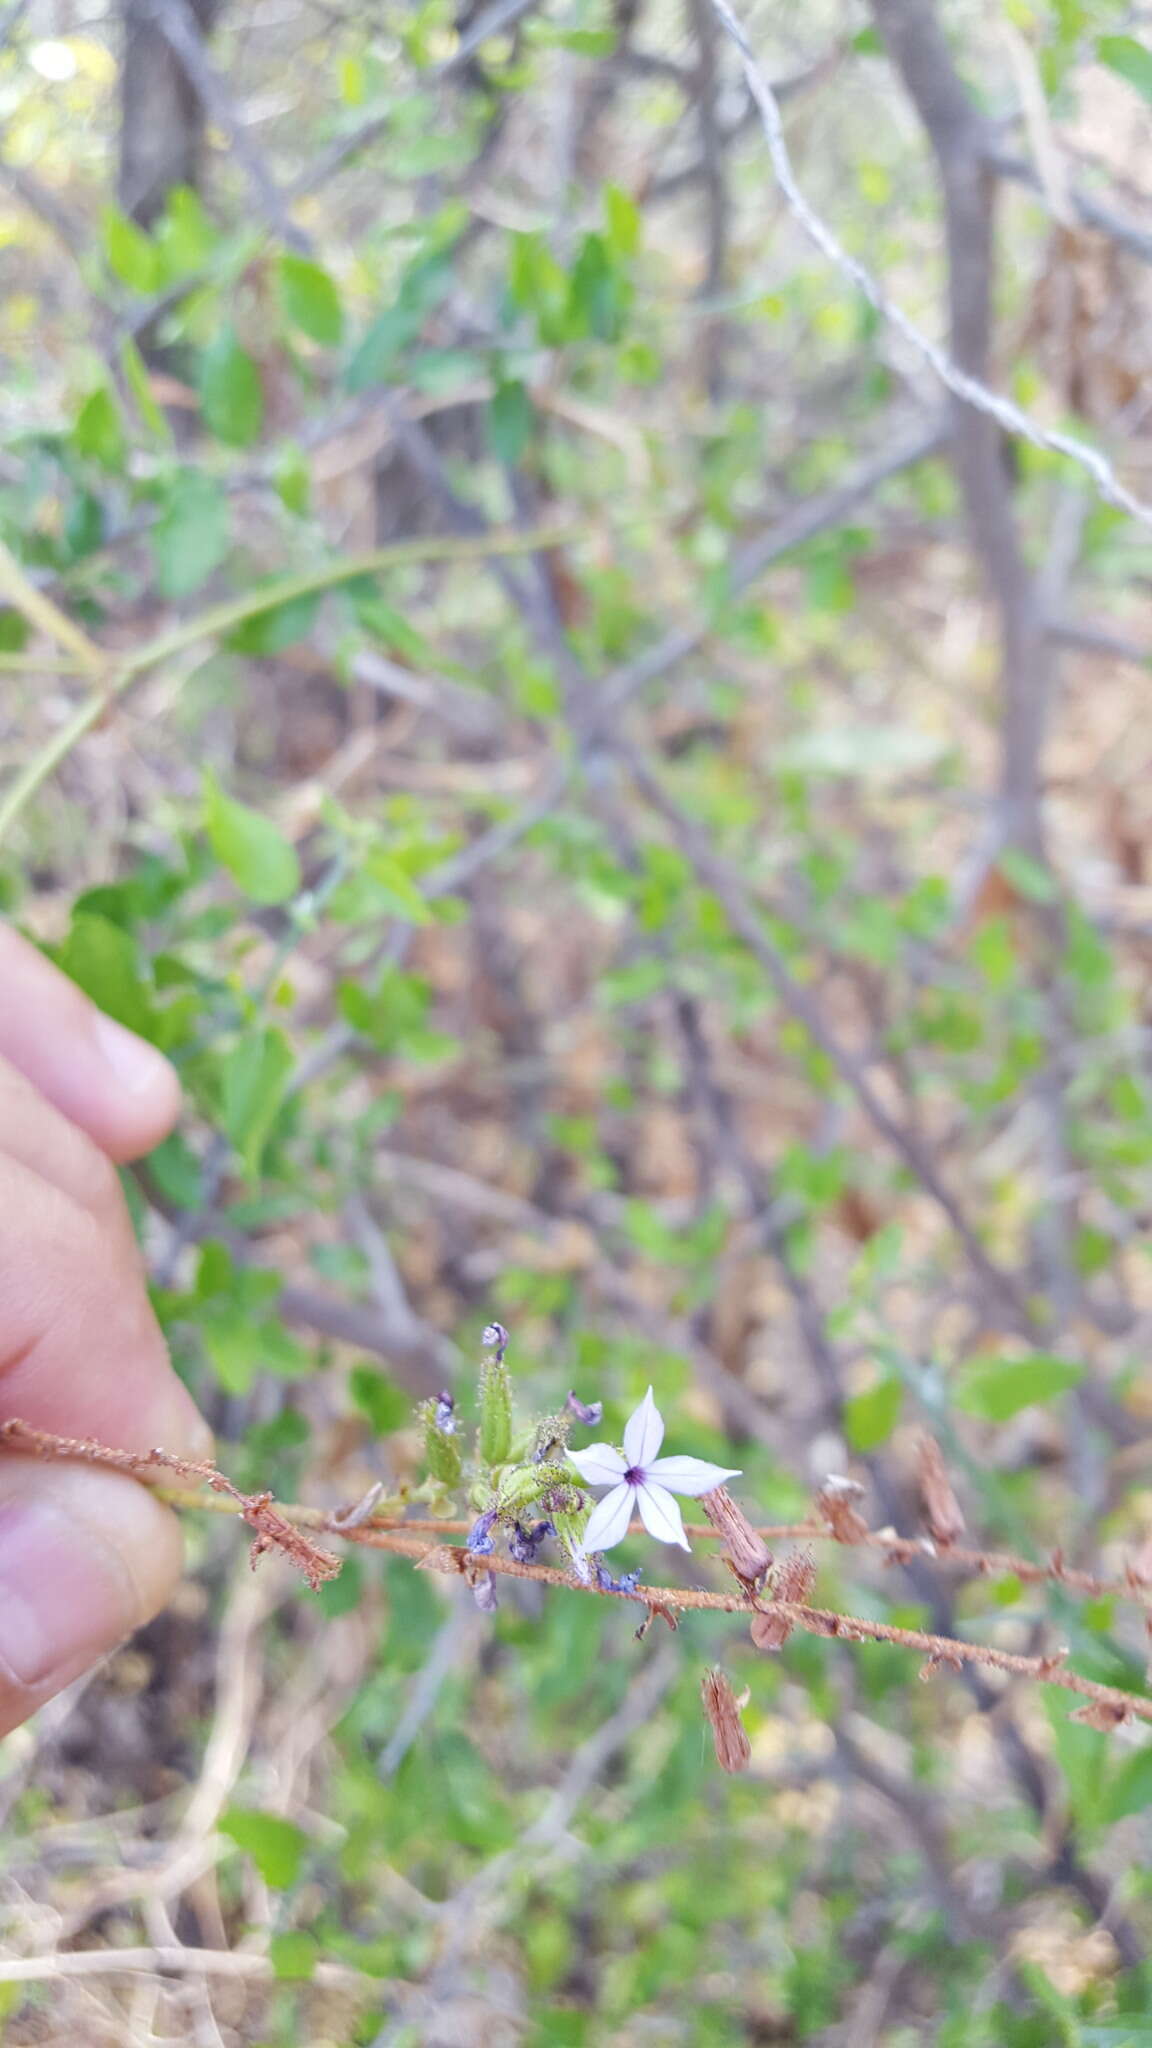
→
(203, 777, 300, 903)
(350, 1366, 411, 1435)
(269, 1932, 318, 1981)
(226, 589, 321, 655)
(220, 1027, 295, 1176)
(219, 1808, 308, 1889)
(199, 327, 264, 447)
(954, 1352, 1085, 1422)
(1098, 34, 1152, 101)
(73, 387, 125, 470)
(120, 335, 171, 442)
(54, 916, 154, 1036)
(604, 182, 640, 258)
(102, 206, 159, 293)
(488, 380, 534, 465)
(998, 848, 1058, 903)
(278, 253, 344, 345)
(844, 1374, 902, 1451)
(152, 471, 231, 599)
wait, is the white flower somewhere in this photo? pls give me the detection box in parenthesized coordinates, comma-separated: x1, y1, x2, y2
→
(567, 1387, 741, 1554)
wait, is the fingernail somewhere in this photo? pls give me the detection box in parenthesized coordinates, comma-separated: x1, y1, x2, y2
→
(0, 1495, 137, 1688)
(92, 1013, 176, 1100)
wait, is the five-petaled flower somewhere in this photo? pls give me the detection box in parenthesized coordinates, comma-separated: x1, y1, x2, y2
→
(568, 1388, 740, 1553)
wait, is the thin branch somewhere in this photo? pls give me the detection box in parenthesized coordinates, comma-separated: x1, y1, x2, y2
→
(5, 1421, 1151, 1731)
(147, 0, 307, 248)
(0, 522, 588, 846)
(289, 0, 543, 198)
(621, 745, 1035, 1332)
(987, 146, 1152, 267)
(703, 0, 1152, 531)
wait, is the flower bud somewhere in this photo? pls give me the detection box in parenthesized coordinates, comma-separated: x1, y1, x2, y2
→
(508, 1519, 553, 1563)
(479, 1332, 513, 1468)
(699, 1485, 772, 1592)
(420, 1399, 462, 1488)
(472, 1570, 499, 1612)
(566, 1390, 603, 1428)
(467, 1509, 498, 1556)
(496, 1460, 575, 1516)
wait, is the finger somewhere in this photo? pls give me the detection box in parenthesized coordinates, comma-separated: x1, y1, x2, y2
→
(0, 1459, 184, 1738)
(0, 1054, 133, 1223)
(0, 1151, 210, 1460)
(0, 924, 181, 1162)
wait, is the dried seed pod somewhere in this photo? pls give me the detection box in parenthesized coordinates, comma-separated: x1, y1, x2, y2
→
(750, 1547, 817, 1651)
(1070, 1698, 1131, 1731)
(699, 1485, 772, 1592)
(701, 1668, 752, 1773)
(916, 1433, 966, 1547)
(814, 1474, 870, 1544)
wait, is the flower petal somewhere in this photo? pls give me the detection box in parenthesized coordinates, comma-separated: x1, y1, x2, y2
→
(583, 1483, 637, 1554)
(568, 1443, 628, 1487)
(645, 1455, 742, 1498)
(623, 1386, 664, 1469)
(634, 1480, 690, 1550)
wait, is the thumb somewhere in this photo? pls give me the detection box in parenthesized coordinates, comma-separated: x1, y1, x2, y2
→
(0, 1459, 184, 1734)
(0, 924, 181, 1163)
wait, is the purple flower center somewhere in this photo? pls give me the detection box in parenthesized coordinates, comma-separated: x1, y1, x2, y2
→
(624, 1467, 644, 1487)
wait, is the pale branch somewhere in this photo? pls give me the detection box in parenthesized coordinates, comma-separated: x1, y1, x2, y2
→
(4, 1421, 1151, 1731)
(870, 0, 1052, 862)
(703, 0, 1152, 532)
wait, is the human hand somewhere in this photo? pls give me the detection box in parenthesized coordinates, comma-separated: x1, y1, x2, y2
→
(0, 924, 210, 1736)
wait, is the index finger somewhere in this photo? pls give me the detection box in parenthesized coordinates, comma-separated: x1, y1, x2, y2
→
(0, 924, 181, 1161)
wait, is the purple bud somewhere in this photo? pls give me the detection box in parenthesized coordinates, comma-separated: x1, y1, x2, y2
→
(472, 1571, 498, 1612)
(594, 1562, 644, 1595)
(467, 1509, 497, 1556)
(434, 1391, 457, 1434)
(566, 1390, 603, 1428)
(508, 1519, 553, 1563)
(482, 1322, 509, 1364)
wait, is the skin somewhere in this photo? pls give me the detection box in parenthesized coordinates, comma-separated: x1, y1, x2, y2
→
(0, 923, 210, 1736)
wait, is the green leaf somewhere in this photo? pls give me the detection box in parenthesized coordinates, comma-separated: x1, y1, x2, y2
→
(604, 182, 641, 258)
(199, 327, 264, 446)
(220, 1027, 295, 1176)
(102, 206, 159, 293)
(350, 1365, 411, 1435)
(152, 471, 231, 599)
(278, 253, 344, 345)
(488, 379, 534, 465)
(120, 335, 171, 442)
(219, 1808, 308, 1889)
(203, 776, 300, 903)
(269, 1932, 318, 1981)
(954, 1352, 1085, 1422)
(844, 1374, 902, 1451)
(361, 849, 432, 923)
(73, 387, 126, 470)
(1098, 35, 1152, 101)
(54, 916, 155, 1036)
(1103, 1742, 1152, 1824)
(226, 588, 322, 655)
(998, 848, 1058, 903)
